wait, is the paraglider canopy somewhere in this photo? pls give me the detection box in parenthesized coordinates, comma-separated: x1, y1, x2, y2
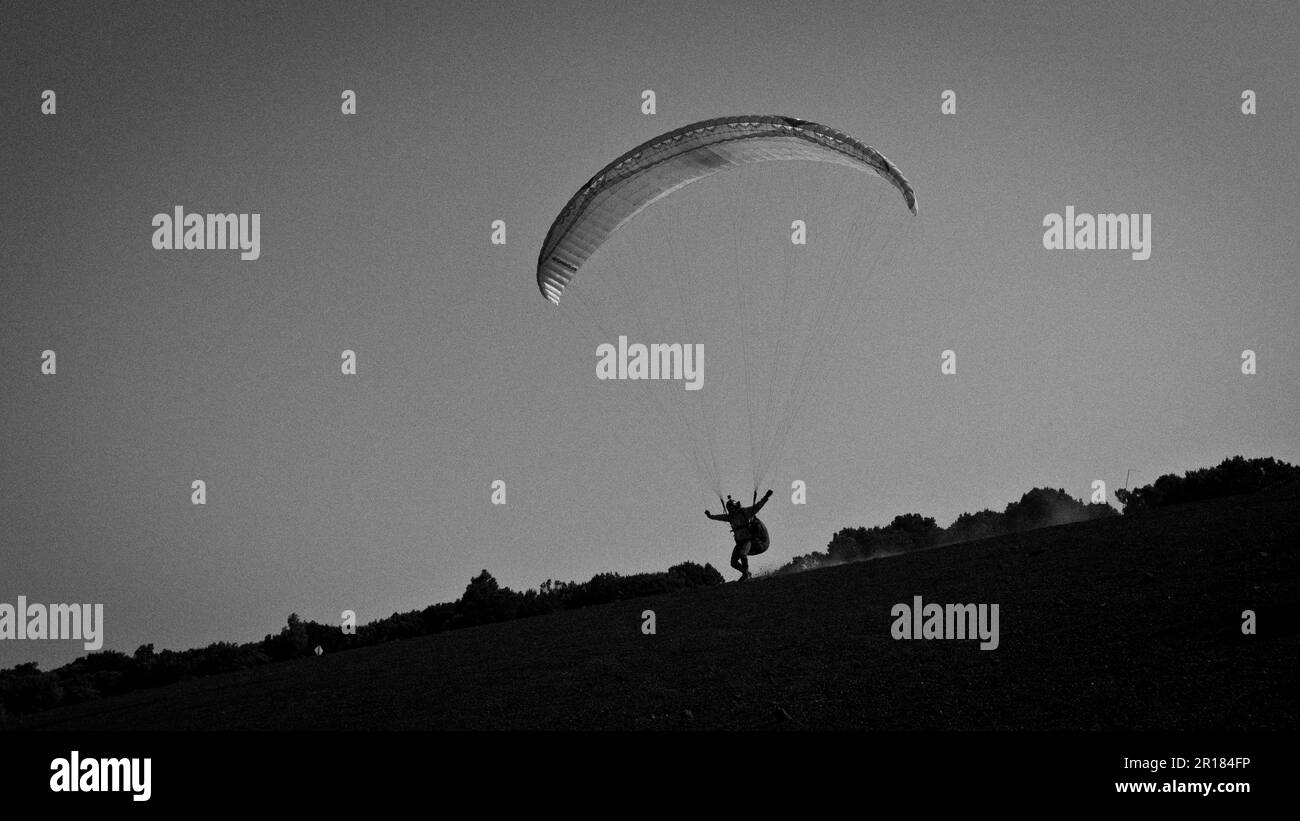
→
(537, 115, 917, 305)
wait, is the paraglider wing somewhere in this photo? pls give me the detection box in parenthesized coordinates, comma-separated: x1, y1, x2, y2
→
(536, 115, 917, 304)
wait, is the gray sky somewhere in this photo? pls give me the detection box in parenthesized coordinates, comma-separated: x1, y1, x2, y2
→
(2, 0, 1297, 670)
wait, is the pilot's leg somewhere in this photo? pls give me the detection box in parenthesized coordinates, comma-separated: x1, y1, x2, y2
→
(731, 540, 752, 579)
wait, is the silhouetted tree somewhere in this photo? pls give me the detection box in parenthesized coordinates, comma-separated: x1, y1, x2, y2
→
(1116, 456, 1300, 512)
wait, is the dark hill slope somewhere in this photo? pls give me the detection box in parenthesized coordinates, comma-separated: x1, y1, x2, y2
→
(16, 484, 1298, 730)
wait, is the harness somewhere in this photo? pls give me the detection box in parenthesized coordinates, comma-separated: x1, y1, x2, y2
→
(728, 511, 770, 555)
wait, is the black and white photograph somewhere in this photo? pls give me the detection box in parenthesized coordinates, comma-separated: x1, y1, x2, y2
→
(2, 0, 1296, 808)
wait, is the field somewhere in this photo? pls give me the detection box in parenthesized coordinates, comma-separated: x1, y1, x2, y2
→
(16, 485, 1298, 731)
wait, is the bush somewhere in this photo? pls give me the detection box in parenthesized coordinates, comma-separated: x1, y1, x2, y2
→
(778, 487, 1118, 574)
(1115, 456, 1300, 512)
(0, 664, 64, 715)
(668, 561, 724, 587)
(456, 570, 520, 626)
(1005, 488, 1116, 531)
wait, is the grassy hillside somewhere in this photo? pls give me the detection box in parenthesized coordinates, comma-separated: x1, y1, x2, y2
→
(14, 484, 1298, 731)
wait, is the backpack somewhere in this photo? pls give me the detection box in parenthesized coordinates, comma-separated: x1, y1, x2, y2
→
(747, 516, 771, 556)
